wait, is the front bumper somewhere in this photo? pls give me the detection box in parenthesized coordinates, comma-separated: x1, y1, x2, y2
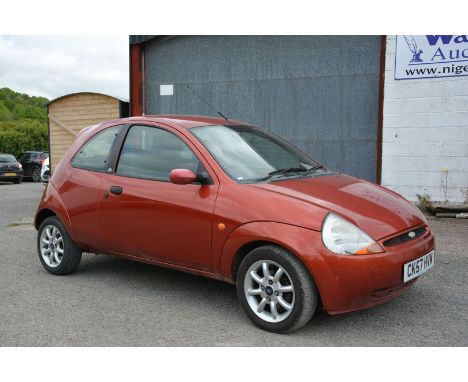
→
(41, 169, 50, 183)
(304, 225, 435, 315)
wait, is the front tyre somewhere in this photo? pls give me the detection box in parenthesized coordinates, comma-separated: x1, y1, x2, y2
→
(37, 216, 82, 275)
(236, 245, 318, 333)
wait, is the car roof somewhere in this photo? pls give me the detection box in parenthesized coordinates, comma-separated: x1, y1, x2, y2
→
(116, 115, 249, 129)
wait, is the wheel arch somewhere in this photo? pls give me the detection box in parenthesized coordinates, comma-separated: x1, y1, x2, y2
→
(34, 208, 56, 229)
(34, 183, 72, 233)
(231, 240, 274, 282)
(226, 229, 325, 310)
(219, 221, 324, 292)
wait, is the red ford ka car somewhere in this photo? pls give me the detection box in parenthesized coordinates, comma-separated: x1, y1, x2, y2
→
(35, 115, 435, 333)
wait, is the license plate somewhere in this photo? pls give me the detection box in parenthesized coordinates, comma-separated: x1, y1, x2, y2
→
(404, 250, 435, 282)
(3, 172, 16, 176)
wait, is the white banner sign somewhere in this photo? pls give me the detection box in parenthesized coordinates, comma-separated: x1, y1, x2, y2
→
(395, 35, 468, 80)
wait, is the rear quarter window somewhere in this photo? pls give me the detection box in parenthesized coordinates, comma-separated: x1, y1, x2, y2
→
(72, 125, 123, 172)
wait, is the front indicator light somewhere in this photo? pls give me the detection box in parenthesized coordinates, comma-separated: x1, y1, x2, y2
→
(321, 213, 384, 255)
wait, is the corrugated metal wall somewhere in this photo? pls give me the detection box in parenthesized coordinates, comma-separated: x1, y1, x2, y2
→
(143, 36, 381, 181)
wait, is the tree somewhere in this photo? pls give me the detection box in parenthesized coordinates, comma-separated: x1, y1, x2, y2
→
(0, 101, 13, 121)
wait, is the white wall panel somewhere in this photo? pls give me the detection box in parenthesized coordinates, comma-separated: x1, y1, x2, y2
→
(382, 36, 468, 202)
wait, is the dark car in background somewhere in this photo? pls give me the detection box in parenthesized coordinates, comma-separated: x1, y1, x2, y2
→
(0, 153, 23, 184)
(19, 151, 49, 182)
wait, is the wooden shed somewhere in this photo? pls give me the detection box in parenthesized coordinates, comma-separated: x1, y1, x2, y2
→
(47, 92, 129, 171)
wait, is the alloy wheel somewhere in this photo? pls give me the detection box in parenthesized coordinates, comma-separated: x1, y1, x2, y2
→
(40, 225, 64, 267)
(32, 168, 41, 182)
(244, 260, 295, 323)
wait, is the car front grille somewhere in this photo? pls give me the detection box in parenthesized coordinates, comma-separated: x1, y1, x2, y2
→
(383, 227, 426, 247)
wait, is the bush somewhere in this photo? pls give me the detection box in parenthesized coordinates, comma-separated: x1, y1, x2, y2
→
(0, 119, 48, 158)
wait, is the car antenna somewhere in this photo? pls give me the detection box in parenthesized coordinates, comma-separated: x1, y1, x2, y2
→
(184, 84, 229, 122)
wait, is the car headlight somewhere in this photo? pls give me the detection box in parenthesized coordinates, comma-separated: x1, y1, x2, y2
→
(18, 163, 22, 168)
(322, 213, 384, 255)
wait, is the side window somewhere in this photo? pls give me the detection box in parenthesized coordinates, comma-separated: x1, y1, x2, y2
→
(116, 125, 200, 181)
(72, 125, 123, 172)
(20, 153, 30, 161)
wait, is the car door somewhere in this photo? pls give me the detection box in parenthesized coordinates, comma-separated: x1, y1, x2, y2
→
(20, 152, 32, 176)
(57, 125, 124, 249)
(98, 124, 219, 272)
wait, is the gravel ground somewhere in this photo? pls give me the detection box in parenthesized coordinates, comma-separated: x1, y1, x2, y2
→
(0, 181, 467, 346)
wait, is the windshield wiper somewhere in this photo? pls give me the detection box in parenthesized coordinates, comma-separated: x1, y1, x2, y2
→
(267, 167, 307, 176)
(259, 167, 307, 181)
(260, 165, 326, 182)
(305, 164, 326, 173)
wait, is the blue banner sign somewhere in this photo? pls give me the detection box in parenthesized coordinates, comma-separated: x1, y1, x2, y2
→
(395, 35, 468, 80)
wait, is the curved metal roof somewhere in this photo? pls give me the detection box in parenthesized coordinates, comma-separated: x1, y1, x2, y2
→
(47, 91, 129, 106)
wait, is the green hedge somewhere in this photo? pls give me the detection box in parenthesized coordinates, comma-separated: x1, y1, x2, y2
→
(0, 119, 48, 158)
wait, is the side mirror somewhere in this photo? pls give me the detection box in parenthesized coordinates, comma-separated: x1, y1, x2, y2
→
(169, 169, 197, 185)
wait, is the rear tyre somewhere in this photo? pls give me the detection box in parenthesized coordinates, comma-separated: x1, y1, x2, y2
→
(236, 245, 318, 333)
(13, 178, 22, 184)
(37, 216, 82, 275)
(32, 167, 41, 182)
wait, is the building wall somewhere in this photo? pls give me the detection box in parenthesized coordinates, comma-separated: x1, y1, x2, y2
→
(382, 35, 468, 203)
(143, 36, 382, 182)
(48, 93, 120, 170)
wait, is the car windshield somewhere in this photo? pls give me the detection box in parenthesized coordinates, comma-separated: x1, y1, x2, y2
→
(190, 125, 321, 183)
(0, 154, 17, 163)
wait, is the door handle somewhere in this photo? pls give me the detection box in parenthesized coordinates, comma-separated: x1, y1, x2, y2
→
(109, 185, 123, 195)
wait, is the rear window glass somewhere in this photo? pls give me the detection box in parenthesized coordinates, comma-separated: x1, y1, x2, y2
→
(0, 154, 17, 163)
(72, 126, 123, 172)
